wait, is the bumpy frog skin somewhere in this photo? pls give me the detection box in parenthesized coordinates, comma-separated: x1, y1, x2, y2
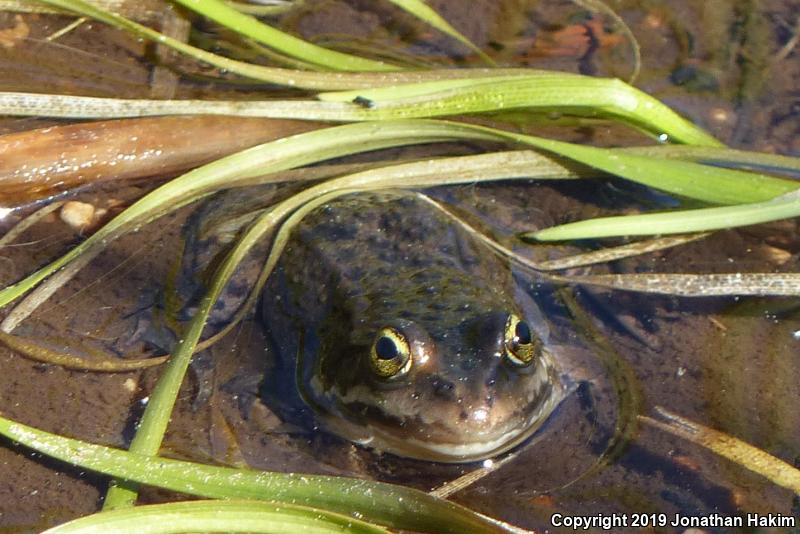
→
(261, 191, 565, 463)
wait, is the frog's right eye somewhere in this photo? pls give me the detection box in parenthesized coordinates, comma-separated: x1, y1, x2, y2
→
(370, 327, 412, 380)
(503, 314, 541, 368)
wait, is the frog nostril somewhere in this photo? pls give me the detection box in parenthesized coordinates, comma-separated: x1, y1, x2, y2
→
(431, 376, 456, 400)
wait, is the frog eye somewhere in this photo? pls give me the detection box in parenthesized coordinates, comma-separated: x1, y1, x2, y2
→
(503, 314, 541, 367)
(370, 327, 412, 379)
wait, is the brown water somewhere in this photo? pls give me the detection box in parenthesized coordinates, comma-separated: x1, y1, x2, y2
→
(0, 1, 798, 532)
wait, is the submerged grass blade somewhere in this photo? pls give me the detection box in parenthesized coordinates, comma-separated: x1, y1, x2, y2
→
(46, 500, 391, 534)
(528, 189, 800, 240)
(642, 407, 800, 494)
(548, 272, 800, 297)
(385, 0, 495, 65)
(0, 416, 512, 534)
(532, 234, 712, 270)
(0, 332, 167, 371)
(573, 0, 641, 83)
(168, 0, 396, 71)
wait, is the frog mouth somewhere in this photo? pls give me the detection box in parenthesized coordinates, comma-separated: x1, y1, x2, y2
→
(369, 404, 561, 463)
(319, 377, 565, 463)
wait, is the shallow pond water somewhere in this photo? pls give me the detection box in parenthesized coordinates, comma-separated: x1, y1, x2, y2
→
(0, 1, 798, 532)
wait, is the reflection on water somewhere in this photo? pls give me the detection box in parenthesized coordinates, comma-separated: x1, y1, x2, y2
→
(0, 1, 798, 531)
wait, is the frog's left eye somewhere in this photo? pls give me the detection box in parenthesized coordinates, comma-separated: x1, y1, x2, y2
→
(370, 327, 413, 380)
(503, 314, 541, 368)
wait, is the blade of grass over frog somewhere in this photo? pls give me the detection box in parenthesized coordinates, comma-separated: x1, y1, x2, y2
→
(103, 204, 276, 509)
(0, 331, 167, 371)
(641, 407, 800, 494)
(620, 145, 800, 179)
(29, 0, 534, 89)
(384, 0, 495, 65)
(46, 500, 392, 534)
(0, 418, 514, 534)
(528, 188, 800, 240)
(151, 148, 594, 376)
(319, 75, 723, 146)
(0, 120, 501, 311)
(168, 0, 396, 72)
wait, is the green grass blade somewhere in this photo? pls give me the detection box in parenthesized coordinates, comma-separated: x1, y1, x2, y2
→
(169, 0, 397, 72)
(104, 202, 292, 509)
(506, 133, 796, 204)
(527, 190, 800, 240)
(0, 417, 512, 534)
(46, 501, 391, 534)
(319, 75, 723, 146)
(384, 0, 495, 65)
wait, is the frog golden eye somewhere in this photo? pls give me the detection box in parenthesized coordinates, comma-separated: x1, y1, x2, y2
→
(503, 314, 540, 367)
(370, 327, 412, 379)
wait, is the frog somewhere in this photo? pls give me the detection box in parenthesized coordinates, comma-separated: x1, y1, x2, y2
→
(177, 185, 570, 463)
